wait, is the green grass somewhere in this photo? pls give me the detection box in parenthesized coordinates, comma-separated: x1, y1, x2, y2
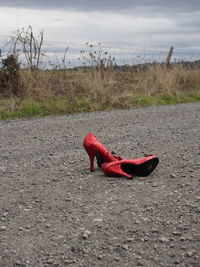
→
(129, 94, 200, 107)
(0, 93, 200, 120)
(0, 98, 67, 120)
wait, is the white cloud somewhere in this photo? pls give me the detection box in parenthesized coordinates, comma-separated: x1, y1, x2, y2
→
(0, 8, 179, 45)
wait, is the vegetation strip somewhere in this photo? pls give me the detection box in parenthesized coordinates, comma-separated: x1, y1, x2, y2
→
(0, 93, 200, 120)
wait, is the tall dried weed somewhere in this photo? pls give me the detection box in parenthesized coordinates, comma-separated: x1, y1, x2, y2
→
(0, 61, 200, 114)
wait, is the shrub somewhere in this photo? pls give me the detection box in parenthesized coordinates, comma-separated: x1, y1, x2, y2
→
(0, 54, 23, 96)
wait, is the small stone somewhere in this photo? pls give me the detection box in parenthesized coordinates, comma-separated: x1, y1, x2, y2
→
(127, 237, 135, 242)
(174, 259, 180, 264)
(135, 255, 142, 260)
(159, 237, 169, 243)
(65, 197, 71, 201)
(46, 258, 54, 264)
(145, 207, 152, 211)
(122, 244, 129, 250)
(64, 260, 74, 264)
(170, 173, 176, 178)
(181, 246, 186, 250)
(0, 226, 7, 231)
(152, 182, 158, 187)
(93, 218, 103, 223)
(19, 227, 24, 231)
(186, 251, 195, 257)
(137, 261, 143, 266)
(96, 255, 103, 260)
(173, 231, 182, 236)
(151, 228, 159, 233)
(140, 217, 150, 223)
(82, 230, 91, 239)
(15, 261, 22, 266)
(0, 166, 6, 172)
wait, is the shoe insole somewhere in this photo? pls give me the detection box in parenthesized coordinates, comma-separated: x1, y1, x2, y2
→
(121, 158, 159, 177)
(96, 154, 104, 167)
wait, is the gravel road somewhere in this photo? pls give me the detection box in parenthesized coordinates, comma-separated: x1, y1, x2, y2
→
(0, 102, 200, 267)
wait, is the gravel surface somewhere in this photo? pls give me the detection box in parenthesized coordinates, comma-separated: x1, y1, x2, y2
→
(0, 102, 200, 267)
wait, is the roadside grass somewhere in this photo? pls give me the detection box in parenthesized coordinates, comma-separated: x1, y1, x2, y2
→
(0, 64, 200, 120)
(1, 93, 200, 120)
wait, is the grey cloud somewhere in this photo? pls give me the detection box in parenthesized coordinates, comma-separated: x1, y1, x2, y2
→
(0, 0, 200, 13)
(0, 0, 200, 52)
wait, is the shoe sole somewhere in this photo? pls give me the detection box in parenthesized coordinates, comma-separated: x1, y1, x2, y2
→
(121, 158, 159, 177)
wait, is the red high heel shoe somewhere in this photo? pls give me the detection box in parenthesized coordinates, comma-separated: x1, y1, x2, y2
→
(83, 133, 124, 172)
(101, 154, 159, 178)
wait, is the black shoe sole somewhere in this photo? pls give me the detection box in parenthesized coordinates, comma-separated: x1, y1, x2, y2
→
(121, 158, 159, 177)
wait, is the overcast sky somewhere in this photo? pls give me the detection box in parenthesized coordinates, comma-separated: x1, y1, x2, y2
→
(0, 0, 200, 62)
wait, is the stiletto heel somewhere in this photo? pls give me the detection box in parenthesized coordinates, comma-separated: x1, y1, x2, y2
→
(85, 148, 95, 171)
(83, 133, 124, 171)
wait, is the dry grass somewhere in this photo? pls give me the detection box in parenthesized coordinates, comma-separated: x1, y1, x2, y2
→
(141, 64, 200, 95)
(0, 63, 200, 119)
(21, 64, 200, 97)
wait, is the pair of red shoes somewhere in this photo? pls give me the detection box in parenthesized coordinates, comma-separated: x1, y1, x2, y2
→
(83, 133, 159, 179)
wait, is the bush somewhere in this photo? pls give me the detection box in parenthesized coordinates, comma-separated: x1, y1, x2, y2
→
(0, 54, 23, 96)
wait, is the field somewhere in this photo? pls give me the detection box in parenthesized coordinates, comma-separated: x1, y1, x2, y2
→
(0, 56, 200, 120)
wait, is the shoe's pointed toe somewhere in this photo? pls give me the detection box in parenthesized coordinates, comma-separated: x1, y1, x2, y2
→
(101, 162, 133, 178)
